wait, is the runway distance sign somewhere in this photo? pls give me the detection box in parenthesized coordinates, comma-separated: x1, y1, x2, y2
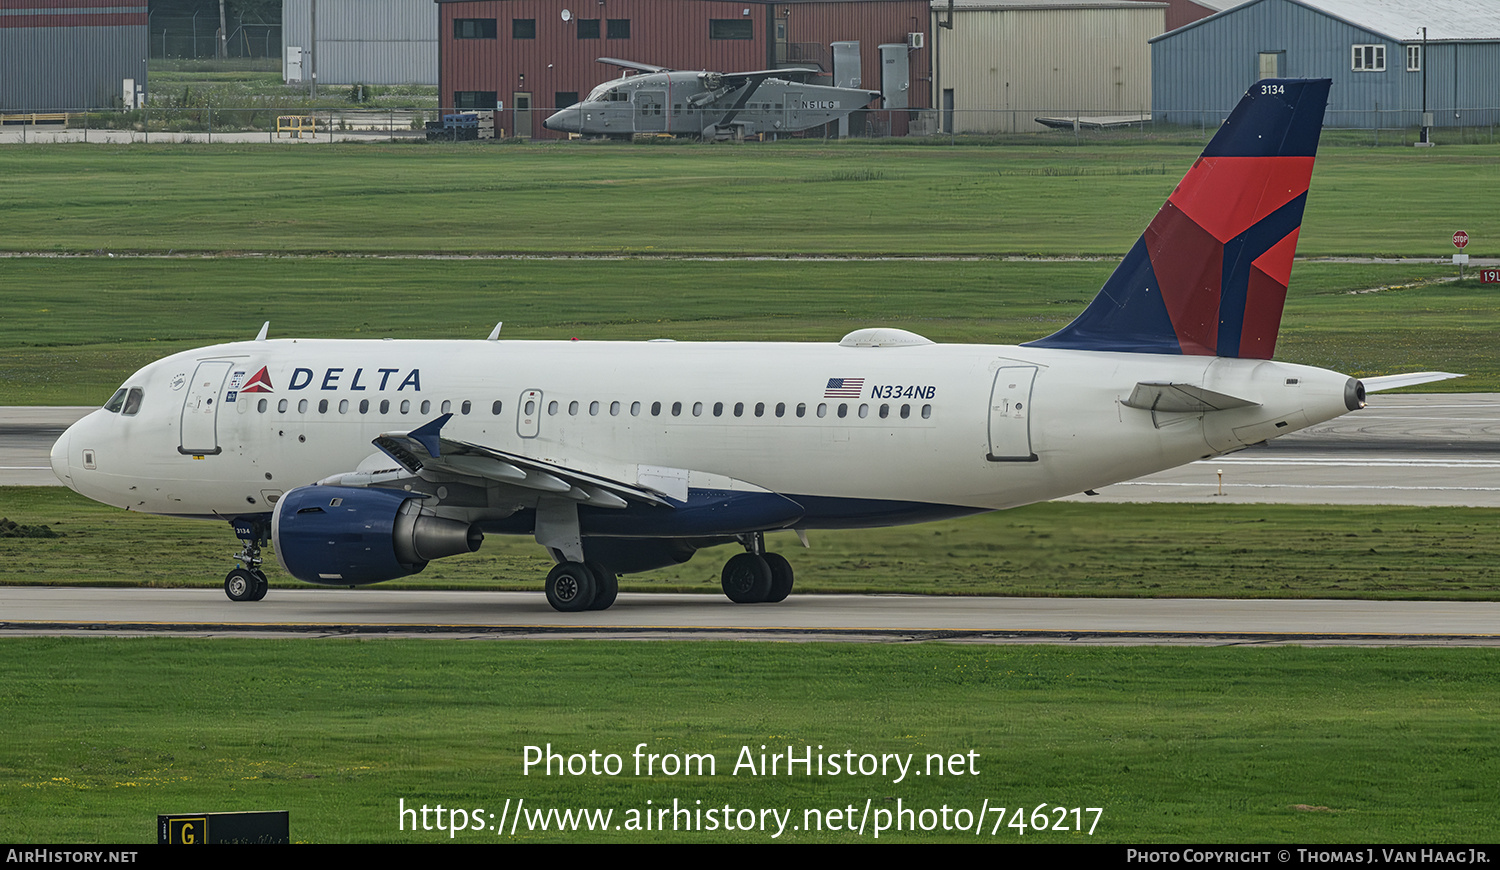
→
(158, 811, 289, 844)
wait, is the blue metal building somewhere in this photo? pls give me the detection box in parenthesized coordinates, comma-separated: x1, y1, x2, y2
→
(1151, 0, 1500, 128)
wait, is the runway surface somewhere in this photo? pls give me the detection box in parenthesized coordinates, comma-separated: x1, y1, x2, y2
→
(1063, 393, 1500, 506)
(4, 586, 1498, 646)
(0, 406, 91, 486)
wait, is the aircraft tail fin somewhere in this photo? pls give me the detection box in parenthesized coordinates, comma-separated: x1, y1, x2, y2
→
(1025, 78, 1331, 359)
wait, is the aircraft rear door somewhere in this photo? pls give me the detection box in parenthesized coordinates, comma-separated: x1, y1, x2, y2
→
(987, 366, 1038, 462)
(784, 92, 802, 131)
(179, 359, 233, 455)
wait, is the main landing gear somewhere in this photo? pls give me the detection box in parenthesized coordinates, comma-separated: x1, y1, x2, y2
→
(544, 561, 619, 613)
(720, 533, 794, 604)
(225, 519, 269, 602)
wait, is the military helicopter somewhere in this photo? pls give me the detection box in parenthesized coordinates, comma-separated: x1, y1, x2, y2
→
(543, 58, 882, 140)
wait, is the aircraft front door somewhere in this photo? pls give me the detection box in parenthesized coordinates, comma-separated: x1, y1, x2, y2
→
(179, 360, 233, 455)
(636, 91, 666, 132)
(518, 389, 542, 438)
(987, 366, 1038, 462)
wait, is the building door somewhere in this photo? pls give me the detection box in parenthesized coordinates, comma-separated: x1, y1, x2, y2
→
(513, 92, 533, 138)
(1258, 51, 1283, 79)
(180, 360, 233, 455)
(986, 366, 1038, 462)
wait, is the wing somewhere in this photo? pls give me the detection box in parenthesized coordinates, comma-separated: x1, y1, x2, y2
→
(320, 415, 807, 540)
(363, 414, 667, 509)
(721, 67, 819, 88)
(598, 57, 672, 73)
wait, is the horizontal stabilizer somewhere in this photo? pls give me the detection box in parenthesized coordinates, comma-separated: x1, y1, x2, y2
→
(1362, 372, 1464, 392)
(1122, 382, 1260, 413)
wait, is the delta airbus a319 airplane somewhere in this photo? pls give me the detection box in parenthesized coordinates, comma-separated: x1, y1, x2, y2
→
(51, 79, 1456, 612)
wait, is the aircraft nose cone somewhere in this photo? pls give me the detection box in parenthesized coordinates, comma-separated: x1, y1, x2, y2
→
(50, 425, 72, 486)
(543, 107, 578, 132)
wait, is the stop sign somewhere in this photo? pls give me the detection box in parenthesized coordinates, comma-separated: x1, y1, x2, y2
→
(1454, 231, 1470, 249)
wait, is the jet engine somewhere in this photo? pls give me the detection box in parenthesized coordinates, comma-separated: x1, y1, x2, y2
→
(271, 485, 481, 585)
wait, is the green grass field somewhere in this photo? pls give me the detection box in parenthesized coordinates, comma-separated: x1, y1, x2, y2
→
(2, 141, 1491, 403)
(4, 638, 1497, 843)
(145, 58, 438, 112)
(0, 257, 1486, 404)
(0, 143, 1494, 257)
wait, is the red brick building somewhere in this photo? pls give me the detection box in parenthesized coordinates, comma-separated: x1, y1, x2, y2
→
(436, 0, 931, 137)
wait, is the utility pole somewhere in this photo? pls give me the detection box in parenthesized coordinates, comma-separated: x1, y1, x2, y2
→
(218, 0, 228, 59)
(1418, 27, 1432, 146)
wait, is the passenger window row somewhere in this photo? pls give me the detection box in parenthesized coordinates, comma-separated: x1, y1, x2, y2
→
(253, 396, 936, 421)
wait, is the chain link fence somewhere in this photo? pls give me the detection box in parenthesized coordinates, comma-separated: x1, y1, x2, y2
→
(3, 106, 1497, 146)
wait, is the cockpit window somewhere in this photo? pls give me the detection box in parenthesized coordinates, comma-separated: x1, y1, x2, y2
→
(122, 388, 144, 416)
(588, 84, 628, 103)
(103, 389, 127, 413)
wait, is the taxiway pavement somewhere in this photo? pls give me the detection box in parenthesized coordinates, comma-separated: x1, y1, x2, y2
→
(4, 586, 1497, 645)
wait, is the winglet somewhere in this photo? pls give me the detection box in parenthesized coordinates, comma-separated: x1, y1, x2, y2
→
(1025, 78, 1331, 359)
(487, 321, 503, 341)
(255, 321, 270, 341)
(408, 414, 453, 458)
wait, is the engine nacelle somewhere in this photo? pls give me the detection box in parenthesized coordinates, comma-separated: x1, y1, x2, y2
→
(272, 485, 481, 585)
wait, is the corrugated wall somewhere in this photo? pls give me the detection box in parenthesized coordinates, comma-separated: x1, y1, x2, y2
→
(1151, 0, 1500, 128)
(283, 0, 438, 85)
(934, 6, 1161, 132)
(0, 1, 147, 112)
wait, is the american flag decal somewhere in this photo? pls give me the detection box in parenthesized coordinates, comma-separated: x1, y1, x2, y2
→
(824, 377, 865, 398)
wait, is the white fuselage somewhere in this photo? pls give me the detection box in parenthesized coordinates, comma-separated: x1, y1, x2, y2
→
(51, 336, 1358, 526)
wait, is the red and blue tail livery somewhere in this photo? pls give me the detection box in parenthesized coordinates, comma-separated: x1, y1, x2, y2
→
(1028, 78, 1331, 359)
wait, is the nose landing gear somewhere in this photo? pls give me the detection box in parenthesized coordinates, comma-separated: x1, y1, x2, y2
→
(225, 566, 268, 602)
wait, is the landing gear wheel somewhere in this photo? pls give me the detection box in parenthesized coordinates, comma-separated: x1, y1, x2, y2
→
(722, 553, 772, 603)
(225, 567, 259, 602)
(249, 569, 269, 602)
(586, 562, 618, 611)
(545, 561, 598, 613)
(763, 553, 794, 603)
